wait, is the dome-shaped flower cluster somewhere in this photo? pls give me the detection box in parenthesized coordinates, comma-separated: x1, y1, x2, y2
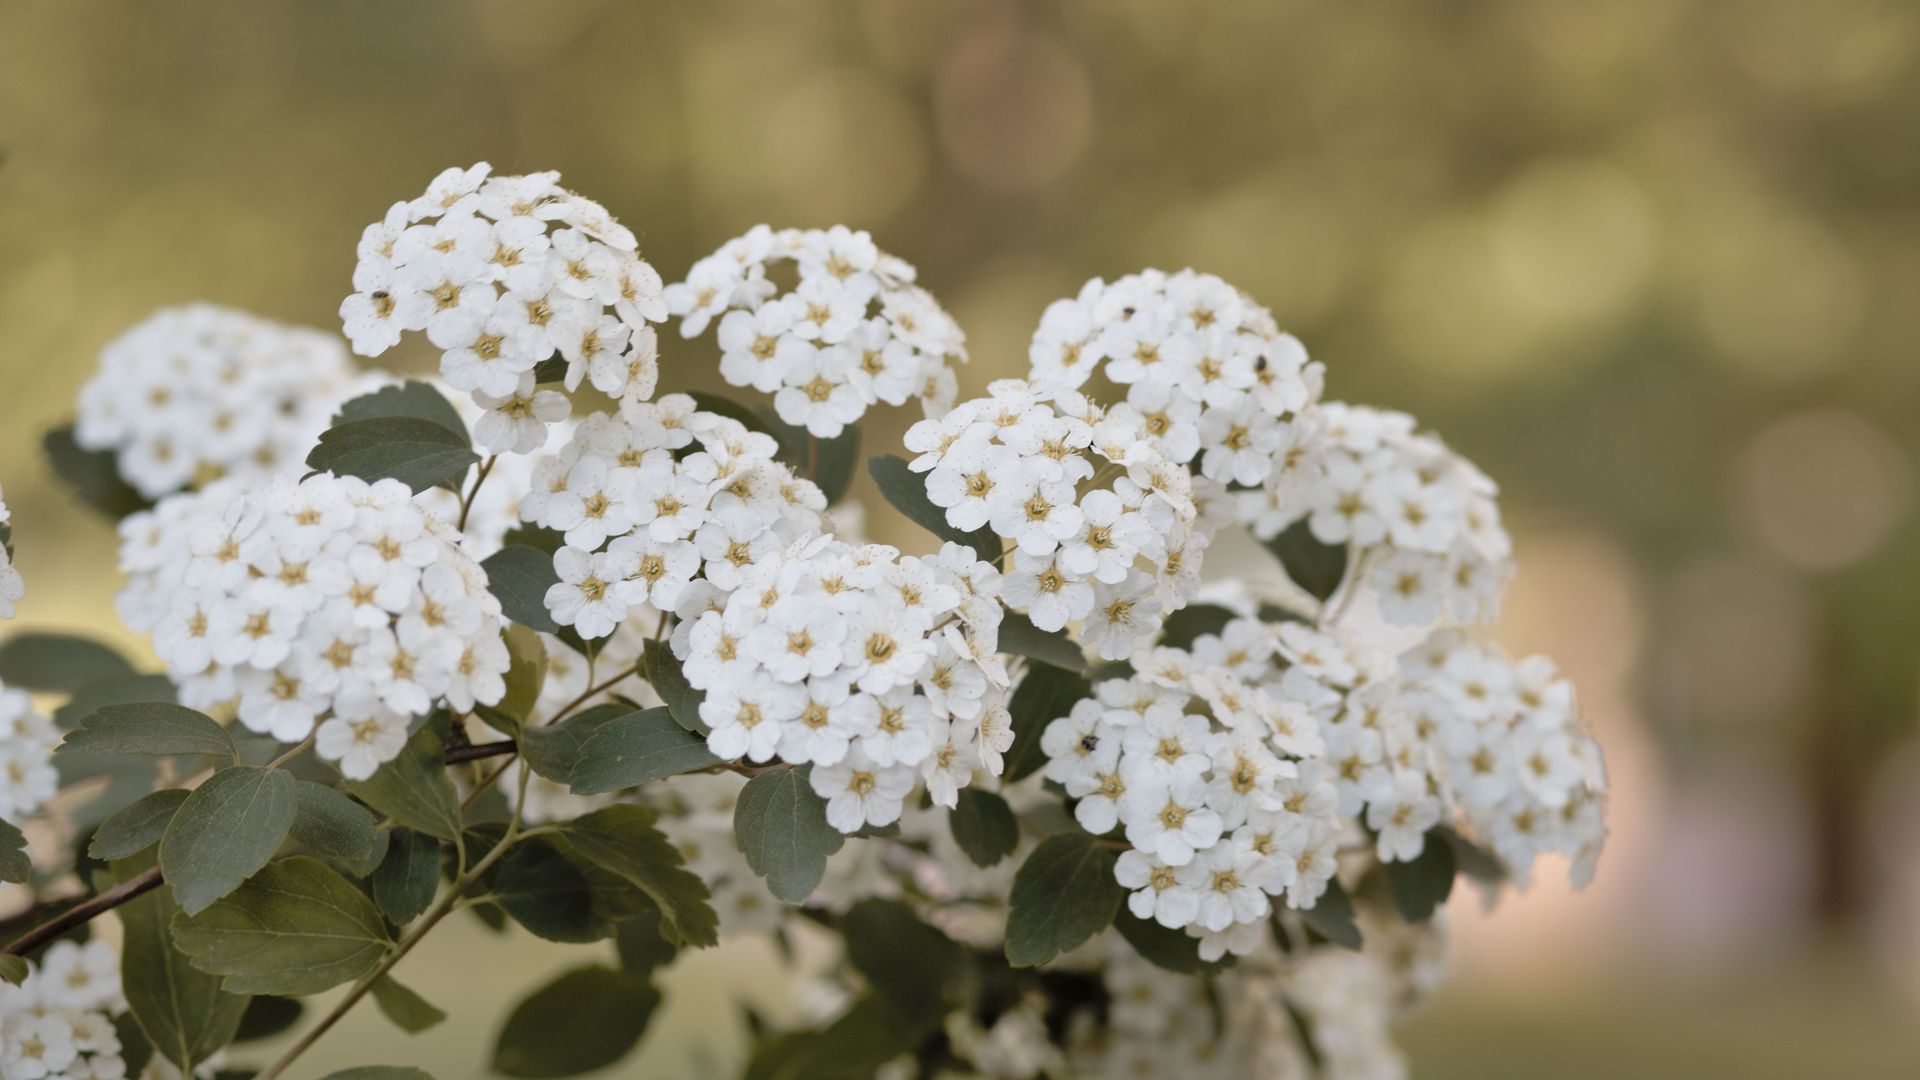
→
(339, 162, 668, 454)
(666, 225, 967, 437)
(1246, 403, 1512, 628)
(146, 473, 510, 778)
(525, 395, 828, 640)
(0, 940, 128, 1080)
(1041, 645, 1344, 961)
(1185, 615, 1607, 884)
(678, 535, 1010, 834)
(1027, 268, 1323, 492)
(0, 679, 56, 824)
(0, 484, 20, 619)
(74, 304, 357, 499)
(907, 379, 1213, 661)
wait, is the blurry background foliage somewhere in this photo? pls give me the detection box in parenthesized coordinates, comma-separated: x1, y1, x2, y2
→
(3, 1, 1919, 1076)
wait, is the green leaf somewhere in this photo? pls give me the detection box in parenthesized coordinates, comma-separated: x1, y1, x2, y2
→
(997, 612, 1088, 674)
(233, 995, 304, 1042)
(44, 424, 153, 520)
(733, 765, 844, 904)
(1158, 603, 1237, 649)
(841, 900, 964, 1021)
(332, 380, 468, 444)
(60, 702, 234, 758)
(492, 624, 549, 734)
(688, 391, 776, 437)
(306, 416, 479, 494)
(370, 828, 441, 925)
(343, 720, 462, 842)
(643, 638, 706, 734)
(502, 523, 567, 556)
(1004, 833, 1124, 967)
(1263, 519, 1348, 602)
(481, 837, 607, 944)
(481, 546, 562, 634)
(948, 788, 1020, 867)
(370, 973, 447, 1034)
(1298, 877, 1363, 951)
(757, 408, 859, 505)
(1002, 661, 1092, 783)
(0, 954, 27, 987)
(613, 908, 679, 979)
(160, 766, 298, 916)
(171, 856, 393, 996)
(1113, 908, 1225, 975)
(113, 855, 250, 1073)
(532, 354, 570, 383)
(89, 788, 190, 861)
(52, 673, 178, 728)
(1385, 831, 1457, 923)
(0, 817, 29, 883)
(318, 1068, 437, 1080)
(491, 965, 661, 1079)
(291, 781, 384, 876)
(866, 454, 998, 560)
(0, 631, 135, 692)
(555, 805, 718, 948)
(518, 703, 628, 784)
(569, 707, 720, 795)
(1436, 823, 1505, 883)
(743, 995, 931, 1080)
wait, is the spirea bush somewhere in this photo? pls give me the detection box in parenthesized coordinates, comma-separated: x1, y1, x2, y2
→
(0, 162, 1608, 1080)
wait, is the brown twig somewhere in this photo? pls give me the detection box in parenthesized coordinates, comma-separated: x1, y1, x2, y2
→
(2, 867, 162, 957)
(444, 738, 517, 764)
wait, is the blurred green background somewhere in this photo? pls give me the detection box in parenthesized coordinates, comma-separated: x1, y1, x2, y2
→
(3, 0, 1919, 1075)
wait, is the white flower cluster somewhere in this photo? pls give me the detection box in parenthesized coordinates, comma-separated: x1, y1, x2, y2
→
(1027, 268, 1323, 491)
(146, 473, 510, 779)
(667, 225, 967, 437)
(0, 940, 126, 1080)
(1189, 616, 1606, 884)
(1245, 403, 1512, 628)
(0, 680, 57, 824)
(907, 380, 1213, 661)
(524, 395, 828, 639)
(340, 162, 668, 454)
(678, 535, 1011, 835)
(74, 304, 356, 499)
(1040, 647, 1344, 961)
(0, 483, 21, 619)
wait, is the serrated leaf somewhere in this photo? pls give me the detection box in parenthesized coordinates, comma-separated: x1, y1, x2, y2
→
(171, 856, 392, 995)
(89, 788, 190, 860)
(1385, 830, 1457, 922)
(733, 765, 845, 904)
(643, 638, 706, 734)
(555, 805, 718, 948)
(0, 817, 29, 883)
(292, 781, 383, 876)
(0, 631, 135, 692)
(842, 900, 963, 1021)
(948, 788, 1020, 867)
(306, 416, 479, 494)
(44, 424, 153, 520)
(112, 855, 250, 1073)
(160, 766, 298, 915)
(319, 1069, 436, 1080)
(997, 612, 1088, 674)
(481, 545, 562, 634)
(613, 908, 679, 979)
(491, 965, 660, 1079)
(1298, 877, 1363, 950)
(370, 828, 440, 925)
(866, 454, 999, 561)
(518, 703, 627, 784)
(332, 380, 468, 444)
(60, 702, 235, 758)
(1264, 519, 1348, 602)
(569, 707, 719, 795)
(1158, 603, 1237, 649)
(343, 720, 462, 842)
(370, 973, 446, 1034)
(1004, 833, 1123, 967)
(481, 837, 608, 944)
(1002, 662, 1092, 783)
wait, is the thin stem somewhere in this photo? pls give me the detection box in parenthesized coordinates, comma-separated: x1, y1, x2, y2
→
(266, 733, 316, 769)
(549, 661, 644, 726)
(460, 753, 518, 813)
(445, 738, 517, 765)
(1, 868, 162, 957)
(1318, 545, 1368, 628)
(456, 455, 498, 532)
